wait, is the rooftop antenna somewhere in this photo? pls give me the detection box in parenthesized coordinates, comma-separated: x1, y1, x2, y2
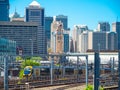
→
(15, 7, 16, 13)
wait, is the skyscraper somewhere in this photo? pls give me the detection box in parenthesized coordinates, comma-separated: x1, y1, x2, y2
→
(0, 0, 9, 21)
(56, 15, 68, 30)
(72, 25, 88, 52)
(88, 31, 118, 51)
(45, 16, 53, 48)
(51, 20, 64, 53)
(25, 1, 47, 55)
(108, 32, 118, 50)
(97, 22, 110, 32)
(51, 18, 69, 53)
(79, 31, 88, 53)
(64, 31, 69, 53)
(112, 22, 120, 49)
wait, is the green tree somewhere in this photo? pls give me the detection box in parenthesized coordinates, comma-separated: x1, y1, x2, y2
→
(85, 85, 104, 90)
(16, 56, 23, 62)
(31, 56, 42, 62)
(21, 59, 40, 69)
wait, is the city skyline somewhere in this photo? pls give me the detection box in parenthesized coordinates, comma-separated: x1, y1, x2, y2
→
(9, 0, 120, 30)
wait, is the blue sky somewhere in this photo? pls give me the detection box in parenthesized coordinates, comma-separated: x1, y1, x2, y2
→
(9, 0, 120, 30)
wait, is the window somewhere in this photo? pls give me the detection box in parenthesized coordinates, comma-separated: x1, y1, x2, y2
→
(30, 11, 40, 16)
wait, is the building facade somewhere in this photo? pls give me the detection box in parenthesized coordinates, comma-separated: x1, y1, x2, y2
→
(45, 17, 53, 49)
(0, 38, 16, 64)
(88, 31, 118, 51)
(64, 32, 69, 53)
(25, 1, 46, 55)
(0, 21, 38, 55)
(51, 19, 69, 53)
(97, 22, 110, 32)
(93, 32, 108, 51)
(56, 15, 68, 30)
(79, 31, 88, 53)
(108, 32, 118, 50)
(72, 25, 88, 52)
(112, 22, 120, 50)
(0, 0, 9, 21)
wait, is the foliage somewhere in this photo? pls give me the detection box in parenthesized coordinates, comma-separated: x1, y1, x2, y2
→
(47, 48, 52, 53)
(21, 59, 40, 69)
(19, 69, 24, 79)
(55, 63, 60, 66)
(16, 56, 23, 61)
(85, 85, 93, 90)
(85, 85, 104, 90)
(31, 56, 42, 62)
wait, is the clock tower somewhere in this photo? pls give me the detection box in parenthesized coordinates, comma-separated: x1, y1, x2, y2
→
(0, 0, 9, 21)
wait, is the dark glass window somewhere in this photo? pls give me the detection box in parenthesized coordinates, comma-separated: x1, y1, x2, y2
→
(30, 11, 40, 16)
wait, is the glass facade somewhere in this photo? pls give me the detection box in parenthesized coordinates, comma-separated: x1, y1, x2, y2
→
(0, 22, 38, 55)
(56, 15, 68, 30)
(0, 38, 16, 65)
(64, 34, 69, 52)
(0, 0, 9, 21)
(0, 38, 16, 55)
(45, 17, 53, 39)
(112, 22, 120, 50)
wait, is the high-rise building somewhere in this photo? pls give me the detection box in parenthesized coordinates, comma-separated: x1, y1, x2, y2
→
(97, 22, 110, 32)
(92, 32, 108, 51)
(72, 25, 88, 52)
(56, 23, 64, 53)
(45, 17, 53, 48)
(108, 32, 118, 50)
(70, 38, 74, 52)
(0, 0, 9, 21)
(0, 21, 38, 55)
(51, 18, 69, 53)
(25, 1, 46, 55)
(79, 31, 88, 53)
(88, 31, 118, 51)
(56, 15, 68, 30)
(45, 15, 68, 50)
(64, 31, 69, 53)
(112, 22, 120, 49)
(51, 20, 64, 53)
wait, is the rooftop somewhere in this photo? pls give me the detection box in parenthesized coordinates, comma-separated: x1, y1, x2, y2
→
(29, 0, 40, 8)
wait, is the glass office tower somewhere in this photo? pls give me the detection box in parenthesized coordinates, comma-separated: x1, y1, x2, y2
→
(0, 0, 9, 21)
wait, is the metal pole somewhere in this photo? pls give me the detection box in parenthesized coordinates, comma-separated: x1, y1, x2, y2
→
(4, 55, 8, 90)
(77, 56, 79, 82)
(86, 56, 88, 87)
(110, 57, 112, 75)
(94, 52, 100, 90)
(112, 57, 115, 77)
(118, 51, 120, 90)
(31, 39, 33, 56)
(50, 56, 54, 85)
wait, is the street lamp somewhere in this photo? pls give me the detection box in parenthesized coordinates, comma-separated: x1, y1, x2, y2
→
(29, 39, 33, 56)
